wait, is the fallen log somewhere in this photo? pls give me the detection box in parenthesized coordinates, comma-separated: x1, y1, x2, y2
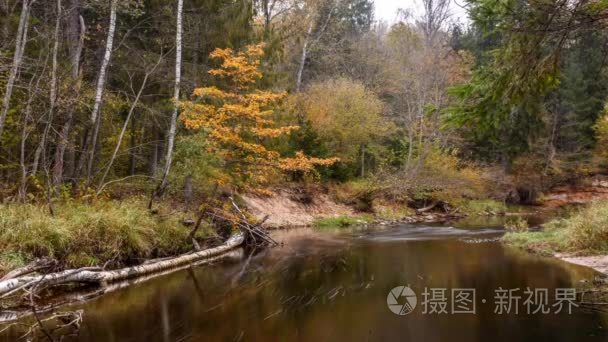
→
(0, 258, 56, 281)
(0, 249, 244, 323)
(0, 233, 244, 298)
(416, 201, 439, 214)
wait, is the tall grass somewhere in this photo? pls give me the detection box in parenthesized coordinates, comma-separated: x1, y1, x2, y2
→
(503, 201, 608, 255)
(0, 198, 198, 271)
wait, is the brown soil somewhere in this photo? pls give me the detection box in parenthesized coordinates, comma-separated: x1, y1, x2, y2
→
(241, 188, 354, 228)
(541, 175, 608, 209)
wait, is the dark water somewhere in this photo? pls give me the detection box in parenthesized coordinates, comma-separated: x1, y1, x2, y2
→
(3, 222, 608, 341)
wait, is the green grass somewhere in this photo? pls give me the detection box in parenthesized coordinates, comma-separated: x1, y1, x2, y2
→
(460, 199, 507, 215)
(0, 198, 208, 272)
(313, 215, 370, 228)
(503, 200, 608, 255)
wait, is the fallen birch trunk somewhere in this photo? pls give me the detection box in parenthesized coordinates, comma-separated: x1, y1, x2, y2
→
(0, 233, 244, 297)
(0, 249, 244, 323)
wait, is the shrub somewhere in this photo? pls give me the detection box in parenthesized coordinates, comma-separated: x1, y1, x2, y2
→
(503, 201, 608, 254)
(504, 216, 529, 232)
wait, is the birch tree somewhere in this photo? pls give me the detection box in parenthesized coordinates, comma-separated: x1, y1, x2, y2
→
(295, 0, 335, 92)
(150, 0, 183, 207)
(0, 0, 33, 141)
(82, 0, 118, 181)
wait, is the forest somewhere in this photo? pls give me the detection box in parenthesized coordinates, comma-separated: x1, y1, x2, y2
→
(1, 0, 608, 313)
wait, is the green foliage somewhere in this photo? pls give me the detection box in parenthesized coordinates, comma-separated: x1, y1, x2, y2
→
(292, 77, 393, 179)
(0, 199, 204, 270)
(593, 107, 608, 165)
(313, 215, 369, 228)
(445, 62, 551, 164)
(0, 252, 27, 273)
(449, 0, 608, 169)
(460, 199, 506, 216)
(551, 31, 608, 152)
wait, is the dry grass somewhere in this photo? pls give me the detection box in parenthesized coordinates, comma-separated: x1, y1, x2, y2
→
(503, 201, 608, 255)
(0, 198, 205, 272)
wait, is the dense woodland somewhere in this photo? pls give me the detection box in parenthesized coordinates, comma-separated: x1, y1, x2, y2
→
(1, 0, 607, 206)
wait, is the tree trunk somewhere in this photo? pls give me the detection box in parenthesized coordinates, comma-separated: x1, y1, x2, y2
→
(0, 233, 244, 296)
(295, 21, 313, 92)
(18, 79, 37, 202)
(129, 116, 136, 176)
(360, 145, 365, 178)
(0, 0, 31, 141)
(53, 7, 85, 185)
(32, 0, 62, 177)
(149, 127, 159, 177)
(184, 174, 193, 204)
(150, 0, 183, 207)
(84, 0, 118, 182)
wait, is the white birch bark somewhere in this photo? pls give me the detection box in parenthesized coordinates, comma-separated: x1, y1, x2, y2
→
(154, 0, 183, 198)
(295, 20, 313, 92)
(0, 0, 31, 140)
(0, 233, 244, 297)
(89, 0, 117, 128)
(85, 0, 118, 179)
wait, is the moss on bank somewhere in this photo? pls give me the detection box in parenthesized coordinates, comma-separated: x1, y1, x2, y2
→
(503, 201, 608, 255)
(0, 198, 209, 273)
(313, 215, 372, 228)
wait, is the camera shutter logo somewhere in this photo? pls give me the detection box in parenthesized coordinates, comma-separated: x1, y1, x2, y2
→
(387, 286, 417, 315)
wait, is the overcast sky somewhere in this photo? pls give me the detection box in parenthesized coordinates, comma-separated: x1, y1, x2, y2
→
(374, 0, 469, 25)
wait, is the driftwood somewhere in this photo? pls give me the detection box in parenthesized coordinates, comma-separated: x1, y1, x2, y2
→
(416, 201, 439, 214)
(229, 197, 277, 247)
(0, 258, 56, 282)
(0, 233, 244, 298)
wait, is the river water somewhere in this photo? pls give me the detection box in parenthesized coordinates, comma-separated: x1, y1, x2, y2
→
(3, 219, 608, 341)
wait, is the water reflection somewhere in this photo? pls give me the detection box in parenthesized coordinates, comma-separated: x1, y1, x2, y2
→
(2, 223, 608, 341)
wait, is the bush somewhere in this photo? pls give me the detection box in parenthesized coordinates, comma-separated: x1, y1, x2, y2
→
(0, 198, 202, 271)
(503, 201, 608, 255)
(504, 216, 529, 232)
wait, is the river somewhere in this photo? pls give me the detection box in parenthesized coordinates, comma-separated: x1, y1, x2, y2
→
(2, 218, 608, 341)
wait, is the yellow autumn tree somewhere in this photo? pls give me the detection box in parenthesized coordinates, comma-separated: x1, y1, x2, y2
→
(180, 44, 337, 187)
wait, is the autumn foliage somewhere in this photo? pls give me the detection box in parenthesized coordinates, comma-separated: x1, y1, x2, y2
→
(181, 44, 337, 187)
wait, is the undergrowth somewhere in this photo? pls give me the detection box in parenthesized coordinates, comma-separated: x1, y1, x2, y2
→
(503, 201, 608, 255)
(0, 198, 208, 272)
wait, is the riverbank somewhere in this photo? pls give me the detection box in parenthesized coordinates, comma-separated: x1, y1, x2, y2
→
(242, 187, 509, 228)
(0, 198, 210, 274)
(503, 200, 608, 275)
(0, 185, 504, 276)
